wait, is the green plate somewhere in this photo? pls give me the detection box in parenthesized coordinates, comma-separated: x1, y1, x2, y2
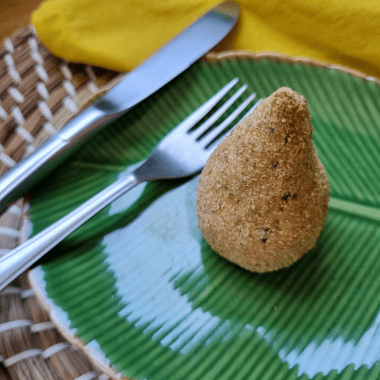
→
(29, 53, 380, 380)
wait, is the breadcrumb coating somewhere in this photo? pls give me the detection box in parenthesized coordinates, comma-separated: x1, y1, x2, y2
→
(196, 87, 329, 273)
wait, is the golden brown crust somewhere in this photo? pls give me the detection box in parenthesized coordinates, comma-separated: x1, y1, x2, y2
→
(196, 87, 329, 273)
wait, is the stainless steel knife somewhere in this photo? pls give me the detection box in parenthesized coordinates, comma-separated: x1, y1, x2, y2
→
(0, 0, 239, 213)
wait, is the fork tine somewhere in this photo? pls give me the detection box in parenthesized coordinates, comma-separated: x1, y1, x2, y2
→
(241, 97, 262, 119)
(191, 84, 248, 140)
(201, 92, 259, 149)
(168, 78, 239, 136)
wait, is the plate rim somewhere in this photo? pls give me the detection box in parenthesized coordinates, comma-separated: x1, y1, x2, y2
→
(206, 50, 380, 84)
(28, 50, 380, 380)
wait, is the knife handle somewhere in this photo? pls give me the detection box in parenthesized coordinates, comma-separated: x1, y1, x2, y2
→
(0, 105, 112, 213)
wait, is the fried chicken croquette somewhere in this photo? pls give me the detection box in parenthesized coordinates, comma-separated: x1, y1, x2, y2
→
(196, 87, 329, 273)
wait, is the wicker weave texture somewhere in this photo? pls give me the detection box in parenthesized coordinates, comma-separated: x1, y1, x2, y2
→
(0, 26, 124, 380)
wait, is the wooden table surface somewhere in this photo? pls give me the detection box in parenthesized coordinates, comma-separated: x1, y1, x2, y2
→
(0, 0, 44, 41)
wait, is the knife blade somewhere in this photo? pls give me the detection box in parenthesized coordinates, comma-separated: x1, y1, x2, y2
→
(0, 0, 239, 213)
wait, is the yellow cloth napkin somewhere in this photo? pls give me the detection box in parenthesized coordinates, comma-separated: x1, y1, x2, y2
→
(32, 0, 380, 78)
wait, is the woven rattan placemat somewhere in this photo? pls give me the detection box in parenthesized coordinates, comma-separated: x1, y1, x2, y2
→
(0, 26, 124, 380)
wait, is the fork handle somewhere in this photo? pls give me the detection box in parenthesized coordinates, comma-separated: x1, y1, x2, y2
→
(0, 171, 142, 292)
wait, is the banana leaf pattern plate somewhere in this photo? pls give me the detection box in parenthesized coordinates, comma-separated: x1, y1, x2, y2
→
(29, 52, 380, 380)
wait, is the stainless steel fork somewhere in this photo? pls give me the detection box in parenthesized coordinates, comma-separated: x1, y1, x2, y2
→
(0, 78, 261, 291)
